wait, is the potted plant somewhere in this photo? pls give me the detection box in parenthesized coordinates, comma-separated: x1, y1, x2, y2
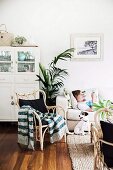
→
(11, 36, 27, 46)
(36, 48, 74, 105)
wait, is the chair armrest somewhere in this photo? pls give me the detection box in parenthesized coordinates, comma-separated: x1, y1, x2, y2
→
(91, 125, 100, 142)
(33, 111, 43, 126)
(56, 95, 68, 118)
(100, 139, 113, 146)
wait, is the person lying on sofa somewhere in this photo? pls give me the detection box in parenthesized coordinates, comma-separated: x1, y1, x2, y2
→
(72, 90, 97, 112)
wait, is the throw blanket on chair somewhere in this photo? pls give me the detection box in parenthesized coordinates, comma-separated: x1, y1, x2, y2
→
(18, 106, 34, 150)
(18, 106, 67, 148)
(39, 112, 67, 143)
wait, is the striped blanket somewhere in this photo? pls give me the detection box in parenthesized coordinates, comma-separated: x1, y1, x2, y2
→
(40, 112, 67, 143)
(18, 106, 67, 149)
(18, 106, 34, 150)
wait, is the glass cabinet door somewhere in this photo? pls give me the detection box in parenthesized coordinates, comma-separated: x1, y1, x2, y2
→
(0, 50, 13, 72)
(15, 47, 39, 73)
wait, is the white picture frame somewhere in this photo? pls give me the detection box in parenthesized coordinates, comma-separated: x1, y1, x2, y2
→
(70, 33, 104, 61)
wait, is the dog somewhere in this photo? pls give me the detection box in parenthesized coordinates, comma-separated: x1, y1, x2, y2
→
(74, 112, 90, 135)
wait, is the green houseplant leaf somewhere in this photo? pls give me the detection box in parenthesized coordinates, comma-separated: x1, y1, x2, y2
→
(92, 99, 112, 120)
(36, 48, 74, 104)
(50, 48, 74, 66)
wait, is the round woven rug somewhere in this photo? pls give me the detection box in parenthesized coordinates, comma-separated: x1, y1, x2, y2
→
(67, 135, 94, 170)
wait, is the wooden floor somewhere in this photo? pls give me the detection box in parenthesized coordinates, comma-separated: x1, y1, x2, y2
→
(0, 123, 72, 170)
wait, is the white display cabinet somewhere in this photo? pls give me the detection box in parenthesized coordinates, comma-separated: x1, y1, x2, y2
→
(0, 46, 40, 121)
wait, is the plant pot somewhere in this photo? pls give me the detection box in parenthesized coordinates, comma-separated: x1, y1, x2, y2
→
(46, 98, 56, 106)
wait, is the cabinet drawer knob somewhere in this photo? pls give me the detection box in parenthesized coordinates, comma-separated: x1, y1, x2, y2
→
(11, 101, 15, 105)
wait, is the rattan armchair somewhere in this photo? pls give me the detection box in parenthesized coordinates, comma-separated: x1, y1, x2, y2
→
(91, 108, 113, 170)
(16, 89, 66, 151)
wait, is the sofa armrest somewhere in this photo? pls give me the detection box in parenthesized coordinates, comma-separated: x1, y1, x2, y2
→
(56, 95, 68, 119)
(67, 109, 81, 120)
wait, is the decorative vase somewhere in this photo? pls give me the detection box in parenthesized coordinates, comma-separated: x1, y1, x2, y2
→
(18, 52, 26, 61)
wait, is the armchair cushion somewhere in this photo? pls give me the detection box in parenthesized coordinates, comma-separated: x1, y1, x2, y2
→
(100, 121, 113, 167)
(19, 98, 48, 113)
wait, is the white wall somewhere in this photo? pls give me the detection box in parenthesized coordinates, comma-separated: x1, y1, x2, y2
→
(0, 0, 113, 91)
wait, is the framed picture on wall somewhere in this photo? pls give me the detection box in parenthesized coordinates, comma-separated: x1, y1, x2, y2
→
(70, 33, 104, 61)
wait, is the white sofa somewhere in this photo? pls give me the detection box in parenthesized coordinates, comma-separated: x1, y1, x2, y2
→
(56, 87, 113, 131)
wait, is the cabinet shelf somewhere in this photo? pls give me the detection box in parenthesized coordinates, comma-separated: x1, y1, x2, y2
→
(17, 61, 35, 63)
(0, 61, 12, 63)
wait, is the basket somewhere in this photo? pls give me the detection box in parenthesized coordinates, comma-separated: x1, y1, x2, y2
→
(0, 24, 14, 46)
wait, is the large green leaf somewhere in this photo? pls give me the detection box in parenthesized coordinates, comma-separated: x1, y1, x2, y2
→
(36, 48, 75, 100)
(50, 48, 74, 66)
(39, 63, 50, 86)
(92, 99, 112, 120)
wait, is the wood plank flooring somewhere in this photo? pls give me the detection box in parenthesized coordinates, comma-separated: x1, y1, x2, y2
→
(0, 123, 72, 170)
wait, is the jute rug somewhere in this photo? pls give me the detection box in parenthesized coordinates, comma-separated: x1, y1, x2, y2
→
(67, 134, 94, 170)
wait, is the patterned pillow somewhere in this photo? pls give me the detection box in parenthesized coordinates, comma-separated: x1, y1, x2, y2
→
(63, 89, 72, 108)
